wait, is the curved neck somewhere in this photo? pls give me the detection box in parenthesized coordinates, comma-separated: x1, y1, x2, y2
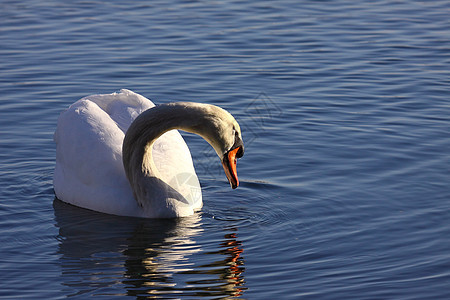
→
(123, 103, 208, 175)
(122, 103, 213, 217)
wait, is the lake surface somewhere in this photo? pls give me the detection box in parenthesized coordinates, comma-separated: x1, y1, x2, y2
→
(1, 0, 449, 298)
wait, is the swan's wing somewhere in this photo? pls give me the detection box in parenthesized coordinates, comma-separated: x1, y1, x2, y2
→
(152, 130, 202, 209)
(54, 98, 143, 216)
(80, 89, 155, 132)
(54, 89, 201, 216)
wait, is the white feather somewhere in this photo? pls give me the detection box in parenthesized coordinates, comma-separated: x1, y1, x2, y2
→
(54, 89, 201, 218)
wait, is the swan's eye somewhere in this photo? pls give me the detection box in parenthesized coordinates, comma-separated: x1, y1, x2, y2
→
(236, 146, 244, 158)
(233, 129, 244, 158)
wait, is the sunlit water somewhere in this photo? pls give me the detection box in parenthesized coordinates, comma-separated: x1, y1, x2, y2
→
(1, 0, 449, 299)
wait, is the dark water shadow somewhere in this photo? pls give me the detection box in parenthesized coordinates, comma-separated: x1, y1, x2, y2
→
(53, 199, 246, 298)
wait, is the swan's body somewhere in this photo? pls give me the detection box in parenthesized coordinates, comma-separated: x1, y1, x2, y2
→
(53, 89, 244, 218)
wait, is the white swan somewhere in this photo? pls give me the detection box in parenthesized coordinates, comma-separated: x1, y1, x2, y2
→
(53, 89, 244, 218)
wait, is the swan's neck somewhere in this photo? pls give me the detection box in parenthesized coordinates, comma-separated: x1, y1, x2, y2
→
(122, 103, 216, 217)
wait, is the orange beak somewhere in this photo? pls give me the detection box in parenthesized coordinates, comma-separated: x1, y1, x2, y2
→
(222, 146, 241, 189)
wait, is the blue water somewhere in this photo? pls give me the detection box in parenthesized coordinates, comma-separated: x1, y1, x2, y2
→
(1, 0, 449, 298)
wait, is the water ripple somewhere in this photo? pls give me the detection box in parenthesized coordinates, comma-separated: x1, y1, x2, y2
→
(1, 0, 449, 298)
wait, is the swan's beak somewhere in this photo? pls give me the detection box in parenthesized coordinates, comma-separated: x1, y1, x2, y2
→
(222, 146, 244, 189)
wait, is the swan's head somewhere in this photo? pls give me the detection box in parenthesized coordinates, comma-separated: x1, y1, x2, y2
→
(217, 119, 244, 189)
(174, 102, 245, 189)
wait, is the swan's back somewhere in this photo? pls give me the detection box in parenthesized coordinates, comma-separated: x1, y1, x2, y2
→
(53, 89, 201, 217)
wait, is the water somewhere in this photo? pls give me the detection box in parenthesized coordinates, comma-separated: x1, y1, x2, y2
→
(1, 0, 449, 298)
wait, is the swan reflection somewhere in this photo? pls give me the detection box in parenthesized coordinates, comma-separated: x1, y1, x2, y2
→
(181, 228, 246, 297)
(53, 199, 246, 298)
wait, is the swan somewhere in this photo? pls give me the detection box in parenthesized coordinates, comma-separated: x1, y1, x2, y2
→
(53, 89, 244, 218)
